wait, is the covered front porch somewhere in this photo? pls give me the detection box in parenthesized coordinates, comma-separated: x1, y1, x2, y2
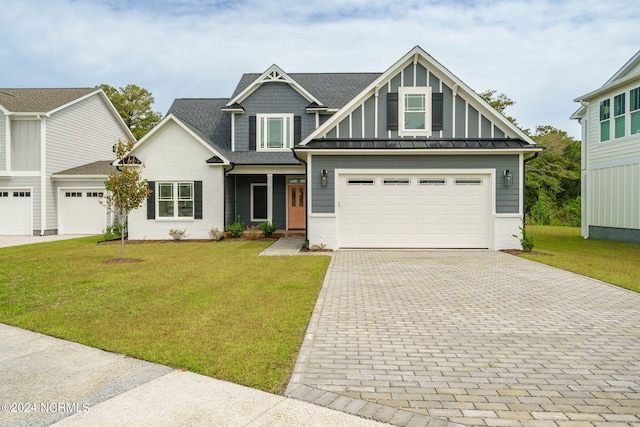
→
(224, 166, 306, 231)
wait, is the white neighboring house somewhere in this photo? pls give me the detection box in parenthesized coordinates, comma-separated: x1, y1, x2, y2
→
(572, 50, 640, 244)
(0, 88, 134, 236)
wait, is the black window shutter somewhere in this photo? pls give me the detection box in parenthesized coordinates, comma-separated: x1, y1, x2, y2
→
(432, 92, 444, 132)
(146, 181, 155, 219)
(294, 116, 301, 145)
(194, 181, 203, 219)
(249, 116, 256, 150)
(387, 92, 398, 131)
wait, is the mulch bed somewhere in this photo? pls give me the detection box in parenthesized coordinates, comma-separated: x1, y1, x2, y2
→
(501, 249, 551, 256)
(103, 258, 144, 263)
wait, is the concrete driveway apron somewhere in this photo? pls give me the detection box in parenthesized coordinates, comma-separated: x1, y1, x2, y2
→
(286, 250, 640, 427)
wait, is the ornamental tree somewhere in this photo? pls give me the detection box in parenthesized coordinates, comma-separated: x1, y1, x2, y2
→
(103, 140, 151, 259)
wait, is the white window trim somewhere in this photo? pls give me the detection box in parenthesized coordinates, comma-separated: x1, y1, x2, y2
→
(250, 183, 268, 222)
(398, 86, 432, 137)
(257, 113, 294, 151)
(156, 182, 194, 220)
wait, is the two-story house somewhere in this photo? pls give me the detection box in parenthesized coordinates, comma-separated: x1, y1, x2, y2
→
(572, 50, 640, 244)
(0, 88, 134, 236)
(127, 46, 542, 249)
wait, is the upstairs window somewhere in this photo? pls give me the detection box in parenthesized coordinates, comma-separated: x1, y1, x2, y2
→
(614, 93, 626, 139)
(631, 87, 640, 135)
(257, 114, 293, 151)
(398, 87, 432, 137)
(600, 99, 610, 142)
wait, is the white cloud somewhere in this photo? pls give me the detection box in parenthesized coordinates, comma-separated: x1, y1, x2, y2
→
(1, 0, 639, 137)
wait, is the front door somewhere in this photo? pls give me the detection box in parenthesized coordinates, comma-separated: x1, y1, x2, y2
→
(288, 184, 306, 229)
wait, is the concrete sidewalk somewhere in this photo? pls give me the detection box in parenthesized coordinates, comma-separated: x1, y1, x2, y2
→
(0, 235, 91, 248)
(0, 324, 387, 427)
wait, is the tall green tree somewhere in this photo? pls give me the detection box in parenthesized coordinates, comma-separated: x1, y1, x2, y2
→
(479, 91, 581, 226)
(103, 140, 152, 260)
(98, 84, 162, 139)
(526, 126, 581, 226)
(477, 89, 527, 133)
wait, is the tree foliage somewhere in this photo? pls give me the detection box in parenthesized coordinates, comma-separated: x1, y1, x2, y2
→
(103, 140, 152, 259)
(480, 91, 581, 226)
(98, 84, 162, 139)
(477, 89, 524, 131)
(526, 126, 581, 226)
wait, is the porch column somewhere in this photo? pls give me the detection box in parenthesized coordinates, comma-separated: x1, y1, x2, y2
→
(267, 173, 273, 223)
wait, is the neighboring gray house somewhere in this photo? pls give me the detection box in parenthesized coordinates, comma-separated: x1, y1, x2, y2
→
(0, 88, 134, 235)
(572, 50, 640, 244)
(127, 46, 542, 249)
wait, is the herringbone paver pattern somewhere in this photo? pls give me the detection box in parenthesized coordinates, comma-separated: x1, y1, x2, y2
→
(287, 250, 640, 426)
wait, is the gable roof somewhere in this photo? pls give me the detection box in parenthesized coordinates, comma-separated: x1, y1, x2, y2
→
(167, 98, 300, 165)
(229, 70, 380, 110)
(573, 50, 640, 104)
(298, 46, 535, 146)
(0, 88, 99, 113)
(52, 160, 115, 177)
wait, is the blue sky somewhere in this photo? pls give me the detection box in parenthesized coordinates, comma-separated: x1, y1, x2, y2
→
(1, 0, 638, 138)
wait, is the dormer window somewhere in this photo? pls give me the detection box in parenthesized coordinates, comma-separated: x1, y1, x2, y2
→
(258, 114, 293, 151)
(398, 86, 432, 137)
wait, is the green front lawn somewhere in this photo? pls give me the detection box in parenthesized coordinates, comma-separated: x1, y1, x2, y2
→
(0, 238, 330, 394)
(519, 226, 640, 293)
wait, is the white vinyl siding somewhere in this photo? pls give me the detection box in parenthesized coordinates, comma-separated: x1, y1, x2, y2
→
(10, 120, 41, 170)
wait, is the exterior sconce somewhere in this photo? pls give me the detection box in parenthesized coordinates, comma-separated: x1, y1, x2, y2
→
(503, 170, 513, 187)
(320, 169, 328, 187)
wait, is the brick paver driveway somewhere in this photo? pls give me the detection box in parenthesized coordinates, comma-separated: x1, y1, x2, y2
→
(286, 250, 640, 427)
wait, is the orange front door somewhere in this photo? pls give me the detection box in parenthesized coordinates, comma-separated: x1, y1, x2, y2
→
(288, 184, 306, 229)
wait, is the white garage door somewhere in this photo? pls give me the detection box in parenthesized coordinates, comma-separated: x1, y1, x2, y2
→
(0, 189, 32, 235)
(59, 189, 107, 235)
(338, 174, 491, 248)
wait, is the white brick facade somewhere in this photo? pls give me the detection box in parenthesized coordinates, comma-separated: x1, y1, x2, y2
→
(308, 215, 337, 250)
(494, 215, 523, 250)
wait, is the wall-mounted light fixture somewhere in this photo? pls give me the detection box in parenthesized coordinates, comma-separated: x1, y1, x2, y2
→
(503, 170, 513, 187)
(320, 169, 328, 187)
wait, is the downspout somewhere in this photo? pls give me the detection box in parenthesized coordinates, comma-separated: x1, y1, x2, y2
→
(39, 114, 47, 236)
(223, 162, 236, 226)
(291, 147, 308, 246)
(522, 152, 540, 232)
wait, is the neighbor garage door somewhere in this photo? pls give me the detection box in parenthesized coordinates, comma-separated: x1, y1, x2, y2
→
(0, 189, 32, 235)
(338, 174, 491, 248)
(59, 189, 107, 234)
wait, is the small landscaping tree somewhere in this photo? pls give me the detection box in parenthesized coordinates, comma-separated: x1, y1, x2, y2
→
(103, 140, 151, 259)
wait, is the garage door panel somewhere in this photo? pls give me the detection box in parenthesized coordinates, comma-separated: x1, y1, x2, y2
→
(339, 174, 491, 248)
(0, 189, 32, 235)
(60, 189, 107, 235)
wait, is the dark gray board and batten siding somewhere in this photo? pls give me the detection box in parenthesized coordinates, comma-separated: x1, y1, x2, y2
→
(226, 175, 288, 227)
(323, 63, 509, 141)
(311, 155, 520, 214)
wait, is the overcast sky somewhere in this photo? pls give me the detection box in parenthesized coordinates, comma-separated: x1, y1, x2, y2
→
(2, 0, 638, 139)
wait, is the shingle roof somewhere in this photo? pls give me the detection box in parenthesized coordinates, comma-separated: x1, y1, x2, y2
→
(53, 160, 115, 176)
(298, 138, 543, 151)
(0, 88, 98, 113)
(231, 73, 381, 109)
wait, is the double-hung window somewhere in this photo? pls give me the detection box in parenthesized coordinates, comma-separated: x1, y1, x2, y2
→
(257, 114, 293, 150)
(600, 99, 611, 142)
(614, 93, 626, 139)
(398, 86, 432, 137)
(631, 87, 640, 135)
(158, 182, 193, 218)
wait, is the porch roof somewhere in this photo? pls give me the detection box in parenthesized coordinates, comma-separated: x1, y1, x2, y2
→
(296, 138, 543, 151)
